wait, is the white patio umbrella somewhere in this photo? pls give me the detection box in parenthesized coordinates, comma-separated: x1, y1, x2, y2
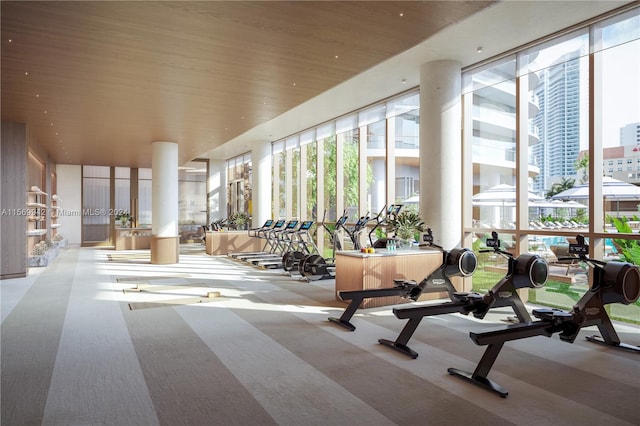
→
(551, 177, 640, 217)
(472, 184, 544, 226)
(550, 176, 640, 201)
(472, 184, 545, 203)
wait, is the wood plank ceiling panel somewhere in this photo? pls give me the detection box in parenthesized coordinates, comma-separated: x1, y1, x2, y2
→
(1, 1, 493, 167)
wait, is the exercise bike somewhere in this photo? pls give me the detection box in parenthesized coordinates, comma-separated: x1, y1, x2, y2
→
(328, 228, 477, 331)
(378, 231, 549, 358)
(447, 234, 640, 397)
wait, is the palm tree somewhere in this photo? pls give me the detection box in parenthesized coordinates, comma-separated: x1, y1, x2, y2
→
(546, 177, 575, 198)
(575, 152, 589, 184)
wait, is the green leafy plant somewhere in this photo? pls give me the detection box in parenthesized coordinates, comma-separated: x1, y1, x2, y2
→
(115, 213, 132, 227)
(610, 217, 640, 265)
(388, 211, 426, 242)
(230, 212, 250, 229)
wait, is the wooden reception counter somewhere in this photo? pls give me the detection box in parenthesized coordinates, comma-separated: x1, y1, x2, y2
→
(114, 228, 152, 250)
(205, 231, 263, 255)
(334, 249, 450, 308)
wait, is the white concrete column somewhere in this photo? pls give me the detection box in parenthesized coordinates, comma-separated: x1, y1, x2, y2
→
(151, 141, 179, 264)
(252, 141, 272, 228)
(419, 60, 462, 250)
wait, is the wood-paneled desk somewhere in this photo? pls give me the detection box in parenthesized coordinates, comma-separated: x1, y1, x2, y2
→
(114, 228, 152, 250)
(335, 249, 450, 308)
(205, 231, 263, 255)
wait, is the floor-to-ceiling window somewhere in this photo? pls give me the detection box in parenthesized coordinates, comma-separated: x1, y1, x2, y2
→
(463, 6, 640, 324)
(389, 93, 420, 211)
(466, 58, 517, 233)
(271, 142, 286, 219)
(301, 130, 317, 221)
(270, 90, 420, 252)
(114, 167, 130, 226)
(227, 152, 252, 221)
(179, 160, 207, 242)
(362, 105, 387, 216)
(337, 121, 359, 221)
(82, 165, 111, 245)
(137, 168, 152, 228)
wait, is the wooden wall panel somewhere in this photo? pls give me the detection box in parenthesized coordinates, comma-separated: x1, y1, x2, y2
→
(1, 121, 27, 279)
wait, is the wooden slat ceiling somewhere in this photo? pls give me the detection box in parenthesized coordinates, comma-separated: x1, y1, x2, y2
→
(1, 1, 494, 167)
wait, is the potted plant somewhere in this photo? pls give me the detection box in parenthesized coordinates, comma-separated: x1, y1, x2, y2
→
(115, 213, 132, 228)
(230, 212, 250, 230)
(388, 211, 426, 248)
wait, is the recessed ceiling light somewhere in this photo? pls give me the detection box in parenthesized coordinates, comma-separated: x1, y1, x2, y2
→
(292, 82, 296, 86)
(50, 122, 54, 126)
(399, 12, 404, 17)
(8, 39, 12, 43)
(44, 110, 47, 114)
(477, 46, 483, 53)
(24, 72, 29, 76)
(402, 78, 407, 84)
(35, 94, 39, 98)
(334, 55, 339, 59)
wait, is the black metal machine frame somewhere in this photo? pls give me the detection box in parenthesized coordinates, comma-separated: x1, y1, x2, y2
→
(448, 234, 640, 397)
(328, 228, 477, 331)
(378, 231, 549, 358)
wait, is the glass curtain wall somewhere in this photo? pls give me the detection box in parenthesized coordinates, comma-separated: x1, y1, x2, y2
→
(362, 105, 387, 216)
(389, 93, 420, 212)
(137, 168, 152, 228)
(114, 167, 130, 226)
(227, 153, 252, 220)
(179, 160, 207, 242)
(82, 166, 111, 245)
(301, 130, 317, 221)
(466, 58, 517, 233)
(337, 125, 359, 221)
(270, 90, 419, 253)
(272, 142, 285, 219)
(595, 11, 640, 236)
(463, 6, 640, 324)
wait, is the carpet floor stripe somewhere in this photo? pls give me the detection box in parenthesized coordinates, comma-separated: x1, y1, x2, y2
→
(221, 274, 639, 425)
(41, 248, 160, 425)
(1, 248, 79, 425)
(121, 301, 276, 425)
(177, 304, 396, 426)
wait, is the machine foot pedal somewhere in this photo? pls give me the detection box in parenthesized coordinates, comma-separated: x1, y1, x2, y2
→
(378, 339, 419, 359)
(447, 367, 508, 398)
(328, 317, 356, 331)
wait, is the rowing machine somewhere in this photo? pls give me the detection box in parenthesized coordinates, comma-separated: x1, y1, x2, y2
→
(448, 234, 640, 397)
(328, 229, 477, 331)
(378, 231, 548, 358)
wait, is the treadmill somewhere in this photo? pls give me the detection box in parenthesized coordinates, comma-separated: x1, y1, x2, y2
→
(233, 219, 286, 262)
(249, 220, 300, 267)
(227, 219, 275, 259)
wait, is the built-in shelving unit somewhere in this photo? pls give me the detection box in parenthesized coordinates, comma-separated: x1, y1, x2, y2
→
(51, 194, 62, 237)
(27, 186, 48, 255)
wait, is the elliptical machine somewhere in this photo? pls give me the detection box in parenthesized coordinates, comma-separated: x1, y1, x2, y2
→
(339, 211, 371, 251)
(378, 231, 549, 358)
(299, 210, 348, 281)
(368, 204, 402, 248)
(328, 228, 477, 331)
(447, 234, 640, 397)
